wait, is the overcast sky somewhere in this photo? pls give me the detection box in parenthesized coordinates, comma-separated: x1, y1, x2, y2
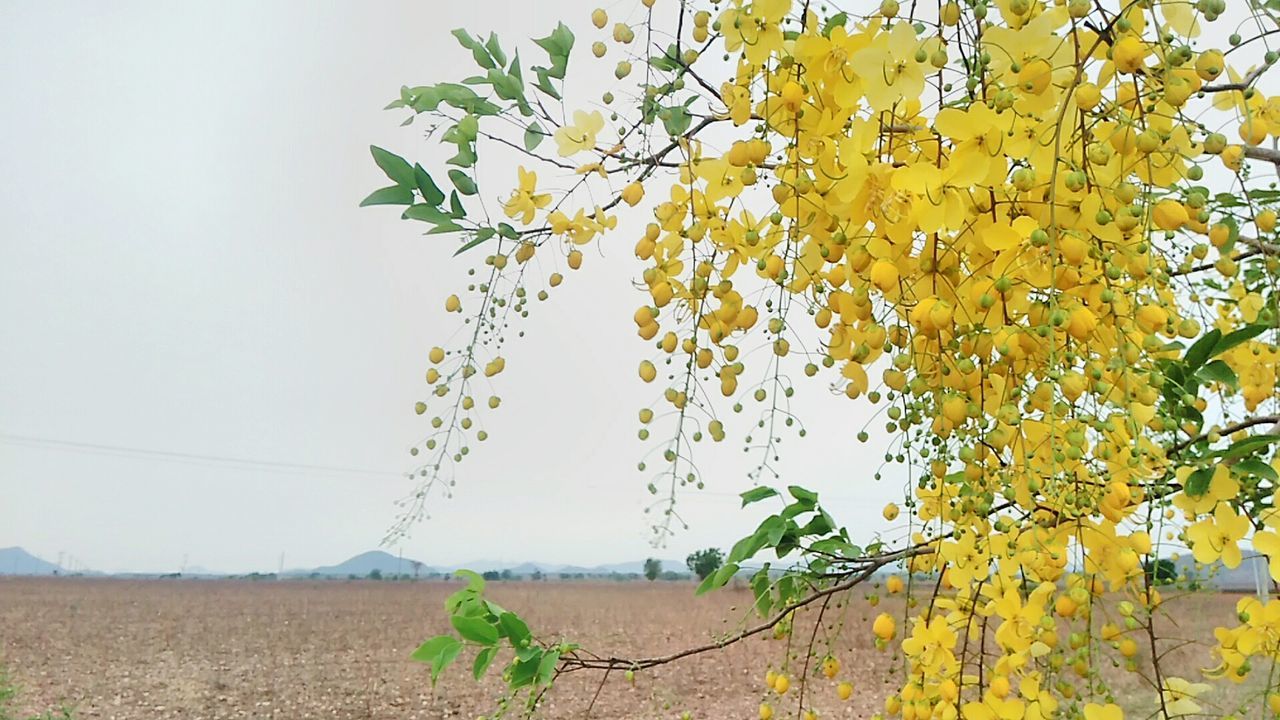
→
(0, 1, 902, 574)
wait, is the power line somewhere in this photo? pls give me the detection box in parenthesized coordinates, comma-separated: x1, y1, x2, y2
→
(0, 432, 405, 478)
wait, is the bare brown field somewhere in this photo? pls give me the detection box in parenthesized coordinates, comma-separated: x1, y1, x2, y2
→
(2, 578, 1266, 720)
(0, 578, 895, 720)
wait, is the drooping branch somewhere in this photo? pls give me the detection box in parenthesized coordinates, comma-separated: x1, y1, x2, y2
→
(556, 541, 932, 674)
(1168, 414, 1280, 455)
(1244, 145, 1280, 174)
(1202, 64, 1270, 93)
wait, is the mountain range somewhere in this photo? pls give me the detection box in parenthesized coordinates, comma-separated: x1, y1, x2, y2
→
(0, 547, 66, 575)
(0, 547, 692, 578)
(3, 545, 1269, 591)
(288, 552, 688, 578)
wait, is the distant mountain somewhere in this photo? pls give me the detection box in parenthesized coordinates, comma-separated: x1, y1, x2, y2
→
(589, 559, 687, 575)
(437, 559, 689, 576)
(0, 547, 66, 576)
(303, 550, 431, 577)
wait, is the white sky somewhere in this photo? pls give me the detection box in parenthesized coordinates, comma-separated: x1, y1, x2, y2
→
(0, 1, 901, 574)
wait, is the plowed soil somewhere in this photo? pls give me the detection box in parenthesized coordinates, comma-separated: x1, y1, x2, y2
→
(0, 578, 892, 719)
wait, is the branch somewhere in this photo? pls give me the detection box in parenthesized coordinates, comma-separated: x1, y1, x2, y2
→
(1170, 249, 1262, 276)
(1168, 415, 1280, 455)
(1239, 234, 1280, 255)
(556, 541, 931, 674)
(1243, 145, 1280, 174)
(1202, 64, 1270, 93)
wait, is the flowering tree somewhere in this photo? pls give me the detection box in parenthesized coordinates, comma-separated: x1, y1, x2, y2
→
(366, 0, 1280, 718)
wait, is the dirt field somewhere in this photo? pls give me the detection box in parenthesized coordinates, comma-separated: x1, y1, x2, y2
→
(0, 578, 894, 720)
(2, 578, 1263, 720)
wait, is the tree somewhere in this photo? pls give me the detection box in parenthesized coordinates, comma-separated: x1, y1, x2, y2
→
(367, 569, 382, 581)
(410, 560, 423, 580)
(371, 2, 1280, 718)
(643, 558, 662, 581)
(685, 549, 722, 581)
(1143, 557, 1178, 586)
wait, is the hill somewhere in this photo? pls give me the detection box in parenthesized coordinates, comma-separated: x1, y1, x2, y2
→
(304, 550, 431, 577)
(0, 547, 66, 575)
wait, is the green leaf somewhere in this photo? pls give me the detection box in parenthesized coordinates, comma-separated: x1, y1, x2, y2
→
(1236, 458, 1279, 483)
(1183, 329, 1222, 370)
(532, 67, 562, 100)
(800, 511, 834, 537)
(728, 528, 769, 565)
(822, 11, 848, 36)
(1197, 359, 1239, 389)
(498, 611, 532, 646)
(516, 645, 542, 662)
(787, 485, 818, 506)
(451, 615, 499, 646)
(695, 562, 739, 595)
(524, 122, 545, 151)
(452, 29, 495, 69)
(448, 143, 477, 168)
(509, 651, 542, 688)
(661, 105, 692, 137)
(1184, 467, 1214, 496)
(648, 44, 682, 72)
(451, 28, 480, 50)
(740, 486, 779, 507)
(750, 568, 773, 616)
(1224, 434, 1280, 459)
(414, 164, 446, 205)
(455, 569, 486, 592)
(370, 145, 415, 187)
(497, 223, 519, 239)
(411, 635, 463, 683)
(533, 22, 574, 79)
(448, 169, 478, 196)
(428, 220, 465, 235)
(472, 646, 497, 679)
(485, 32, 507, 67)
(453, 235, 489, 255)
(360, 185, 414, 207)
(403, 204, 454, 224)
(1215, 324, 1268, 356)
(450, 190, 467, 218)
(411, 635, 456, 664)
(404, 83, 502, 116)
(761, 515, 787, 545)
(809, 538, 861, 558)
(536, 650, 560, 686)
(457, 114, 479, 142)
(487, 68, 523, 101)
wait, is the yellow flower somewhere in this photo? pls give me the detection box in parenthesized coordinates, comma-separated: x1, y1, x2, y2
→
(1173, 464, 1237, 516)
(1083, 703, 1123, 720)
(502, 167, 550, 225)
(1253, 530, 1280, 581)
(901, 615, 957, 676)
(1186, 503, 1250, 568)
(554, 110, 605, 157)
(719, 0, 791, 66)
(720, 82, 753, 125)
(872, 612, 896, 640)
(1161, 677, 1210, 716)
(850, 22, 927, 112)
